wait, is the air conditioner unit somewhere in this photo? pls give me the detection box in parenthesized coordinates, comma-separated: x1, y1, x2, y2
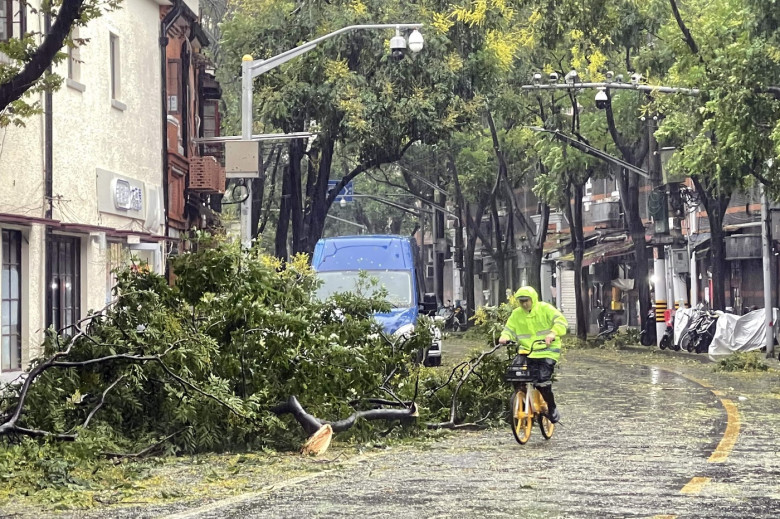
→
(189, 156, 226, 194)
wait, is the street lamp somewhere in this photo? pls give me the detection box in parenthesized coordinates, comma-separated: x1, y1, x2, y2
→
(523, 70, 702, 348)
(241, 24, 424, 141)
(234, 23, 424, 247)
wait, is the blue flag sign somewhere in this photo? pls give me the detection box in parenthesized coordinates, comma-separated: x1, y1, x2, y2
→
(328, 180, 353, 202)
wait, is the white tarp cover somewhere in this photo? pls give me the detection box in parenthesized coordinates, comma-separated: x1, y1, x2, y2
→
(673, 307, 695, 346)
(709, 309, 770, 356)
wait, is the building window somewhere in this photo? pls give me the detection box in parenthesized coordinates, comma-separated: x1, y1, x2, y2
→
(109, 32, 120, 100)
(106, 242, 129, 304)
(1, 230, 22, 371)
(0, 0, 25, 43)
(67, 27, 81, 82)
(167, 59, 181, 113)
(202, 100, 218, 137)
(168, 170, 186, 223)
(46, 235, 81, 334)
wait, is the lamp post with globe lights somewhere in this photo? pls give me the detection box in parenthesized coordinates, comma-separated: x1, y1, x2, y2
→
(231, 24, 424, 247)
(522, 70, 700, 345)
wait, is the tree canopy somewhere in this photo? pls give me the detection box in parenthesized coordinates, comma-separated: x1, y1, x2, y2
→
(0, 0, 121, 126)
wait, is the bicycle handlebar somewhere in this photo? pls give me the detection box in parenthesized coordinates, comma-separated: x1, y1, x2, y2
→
(500, 339, 547, 353)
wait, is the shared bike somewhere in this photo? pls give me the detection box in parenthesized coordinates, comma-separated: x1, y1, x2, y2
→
(505, 340, 555, 445)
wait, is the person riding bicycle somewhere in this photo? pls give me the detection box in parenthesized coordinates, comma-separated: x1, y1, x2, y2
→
(498, 286, 567, 423)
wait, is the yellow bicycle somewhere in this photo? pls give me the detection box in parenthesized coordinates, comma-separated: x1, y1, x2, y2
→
(505, 341, 555, 445)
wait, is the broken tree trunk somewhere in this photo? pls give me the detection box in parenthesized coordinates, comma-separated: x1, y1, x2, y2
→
(271, 396, 419, 455)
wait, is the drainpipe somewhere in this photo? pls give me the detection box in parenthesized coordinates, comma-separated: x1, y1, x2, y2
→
(44, 13, 53, 220)
(160, 1, 183, 273)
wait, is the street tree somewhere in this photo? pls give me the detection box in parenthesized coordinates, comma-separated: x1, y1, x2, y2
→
(219, 0, 472, 258)
(0, 0, 120, 126)
(647, 0, 780, 310)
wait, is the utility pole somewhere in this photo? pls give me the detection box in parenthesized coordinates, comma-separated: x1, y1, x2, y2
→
(648, 114, 669, 346)
(433, 191, 446, 306)
(689, 207, 699, 307)
(761, 185, 774, 358)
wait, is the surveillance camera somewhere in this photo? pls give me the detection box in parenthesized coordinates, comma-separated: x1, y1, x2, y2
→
(605, 71, 614, 81)
(630, 73, 642, 85)
(390, 33, 407, 61)
(548, 72, 559, 84)
(532, 72, 542, 85)
(615, 74, 624, 83)
(595, 88, 608, 109)
(564, 70, 578, 85)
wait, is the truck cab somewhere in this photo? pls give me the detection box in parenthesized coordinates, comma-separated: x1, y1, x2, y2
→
(311, 235, 441, 366)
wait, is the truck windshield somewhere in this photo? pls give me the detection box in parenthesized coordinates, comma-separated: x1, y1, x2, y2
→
(315, 270, 413, 308)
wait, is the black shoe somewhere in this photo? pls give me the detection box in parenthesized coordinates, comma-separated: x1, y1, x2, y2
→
(548, 407, 560, 424)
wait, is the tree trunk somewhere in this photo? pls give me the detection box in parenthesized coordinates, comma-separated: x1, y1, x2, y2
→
(274, 160, 292, 260)
(523, 247, 545, 297)
(604, 94, 652, 337)
(616, 167, 651, 337)
(464, 200, 488, 316)
(565, 181, 588, 339)
(299, 137, 336, 256)
(288, 138, 304, 256)
(693, 176, 731, 310)
(465, 229, 478, 316)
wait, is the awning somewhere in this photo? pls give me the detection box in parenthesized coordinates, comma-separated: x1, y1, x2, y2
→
(689, 233, 710, 252)
(543, 233, 598, 259)
(557, 240, 635, 267)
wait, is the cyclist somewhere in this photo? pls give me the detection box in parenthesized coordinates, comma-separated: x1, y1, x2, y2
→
(498, 286, 568, 423)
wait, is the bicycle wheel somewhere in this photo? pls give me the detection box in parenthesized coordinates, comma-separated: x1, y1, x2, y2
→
(680, 332, 693, 352)
(535, 391, 555, 439)
(510, 389, 532, 445)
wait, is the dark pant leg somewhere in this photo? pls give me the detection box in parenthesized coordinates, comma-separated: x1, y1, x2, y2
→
(531, 358, 557, 410)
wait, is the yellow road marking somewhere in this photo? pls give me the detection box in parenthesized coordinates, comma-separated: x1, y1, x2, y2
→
(653, 515, 677, 519)
(669, 372, 740, 462)
(680, 476, 711, 494)
(708, 397, 740, 462)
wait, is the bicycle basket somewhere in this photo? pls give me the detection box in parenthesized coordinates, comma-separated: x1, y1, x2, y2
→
(505, 354, 535, 382)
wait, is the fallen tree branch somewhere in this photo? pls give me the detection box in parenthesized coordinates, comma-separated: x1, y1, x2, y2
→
(102, 427, 190, 460)
(349, 398, 413, 408)
(428, 414, 492, 431)
(271, 395, 419, 436)
(71, 375, 125, 433)
(426, 344, 502, 429)
(426, 361, 469, 395)
(150, 356, 250, 420)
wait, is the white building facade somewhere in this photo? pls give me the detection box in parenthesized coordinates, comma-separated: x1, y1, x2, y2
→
(0, 1, 178, 377)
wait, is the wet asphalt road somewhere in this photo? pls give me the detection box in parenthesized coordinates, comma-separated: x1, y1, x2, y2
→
(154, 348, 780, 519)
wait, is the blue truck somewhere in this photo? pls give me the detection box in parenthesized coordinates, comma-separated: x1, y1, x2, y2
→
(311, 235, 442, 366)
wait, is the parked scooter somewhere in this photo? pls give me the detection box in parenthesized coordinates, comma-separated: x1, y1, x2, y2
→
(640, 308, 656, 346)
(596, 301, 618, 339)
(659, 309, 676, 350)
(690, 311, 718, 353)
(678, 308, 719, 354)
(452, 303, 466, 331)
(434, 301, 466, 332)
